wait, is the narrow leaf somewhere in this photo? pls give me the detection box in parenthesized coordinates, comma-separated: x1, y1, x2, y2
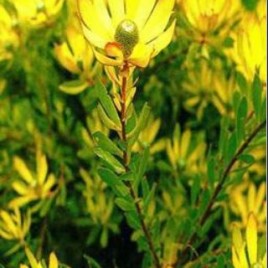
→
(59, 79, 88, 95)
(238, 154, 255, 164)
(236, 97, 248, 143)
(252, 74, 262, 121)
(127, 103, 151, 147)
(94, 147, 125, 174)
(98, 168, 129, 197)
(115, 198, 135, 212)
(97, 104, 120, 131)
(207, 157, 216, 189)
(93, 132, 122, 157)
(96, 82, 121, 126)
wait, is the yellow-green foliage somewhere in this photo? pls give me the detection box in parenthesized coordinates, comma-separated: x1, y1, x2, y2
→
(0, 0, 266, 267)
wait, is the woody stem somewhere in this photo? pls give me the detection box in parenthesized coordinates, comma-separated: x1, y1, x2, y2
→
(120, 63, 161, 268)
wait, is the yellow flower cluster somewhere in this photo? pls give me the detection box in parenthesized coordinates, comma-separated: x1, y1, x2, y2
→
(183, 60, 235, 119)
(0, 208, 31, 242)
(229, 0, 267, 82)
(78, 0, 176, 68)
(9, 149, 57, 210)
(55, 24, 95, 77)
(181, 0, 240, 41)
(12, 0, 64, 27)
(0, 5, 19, 63)
(132, 115, 166, 154)
(232, 213, 266, 268)
(20, 247, 60, 268)
(166, 125, 206, 173)
(0, 3, 18, 94)
(229, 181, 266, 232)
(80, 169, 114, 226)
(54, 0, 97, 79)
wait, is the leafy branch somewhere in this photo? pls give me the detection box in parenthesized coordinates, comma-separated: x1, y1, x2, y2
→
(175, 119, 266, 267)
(119, 63, 161, 268)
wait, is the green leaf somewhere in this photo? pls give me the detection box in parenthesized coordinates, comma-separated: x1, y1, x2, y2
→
(84, 255, 102, 268)
(97, 104, 121, 131)
(93, 132, 122, 157)
(226, 132, 237, 163)
(217, 255, 225, 268)
(260, 98, 266, 121)
(96, 82, 121, 126)
(191, 175, 201, 205)
(232, 91, 241, 113)
(257, 234, 267, 259)
(126, 109, 137, 134)
(100, 228, 108, 247)
(238, 154, 255, 164)
(127, 103, 151, 147)
(144, 183, 156, 213)
(98, 168, 129, 196)
(98, 168, 121, 186)
(115, 197, 135, 212)
(236, 72, 248, 95)
(141, 178, 150, 199)
(207, 157, 216, 189)
(120, 171, 134, 181)
(199, 188, 211, 217)
(252, 74, 262, 121)
(126, 211, 140, 229)
(94, 147, 125, 174)
(242, 0, 259, 11)
(134, 147, 150, 190)
(59, 79, 88, 95)
(236, 97, 248, 143)
(219, 117, 230, 158)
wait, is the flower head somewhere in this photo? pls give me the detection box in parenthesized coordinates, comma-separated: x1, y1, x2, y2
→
(166, 124, 206, 173)
(0, 5, 19, 63)
(20, 247, 60, 268)
(55, 24, 95, 76)
(229, 181, 266, 232)
(9, 150, 57, 209)
(0, 208, 31, 242)
(12, 0, 64, 27)
(132, 115, 166, 154)
(229, 4, 266, 82)
(78, 0, 176, 68)
(232, 213, 266, 268)
(181, 0, 240, 35)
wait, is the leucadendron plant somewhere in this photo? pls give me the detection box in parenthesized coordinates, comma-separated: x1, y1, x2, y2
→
(77, 0, 176, 267)
(0, 0, 266, 267)
(76, 0, 266, 267)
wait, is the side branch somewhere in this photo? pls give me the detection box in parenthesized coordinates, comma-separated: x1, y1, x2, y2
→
(175, 119, 266, 267)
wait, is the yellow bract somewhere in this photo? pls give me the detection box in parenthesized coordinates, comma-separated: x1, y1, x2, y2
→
(230, 4, 266, 82)
(55, 24, 95, 76)
(9, 150, 57, 209)
(232, 213, 266, 268)
(183, 60, 235, 119)
(181, 0, 239, 34)
(78, 0, 176, 68)
(0, 208, 31, 242)
(20, 247, 59, 268)
(80, 169, 114, 226)
(12, 0, 64, 27)
(229, 181, 266, 232)
(132, 116, 166, 154)
(0, 5, 19, 62)
(166, 125, 206, 173)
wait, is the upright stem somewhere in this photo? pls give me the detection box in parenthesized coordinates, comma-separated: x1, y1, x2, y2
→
(120, 63, 161, 268)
